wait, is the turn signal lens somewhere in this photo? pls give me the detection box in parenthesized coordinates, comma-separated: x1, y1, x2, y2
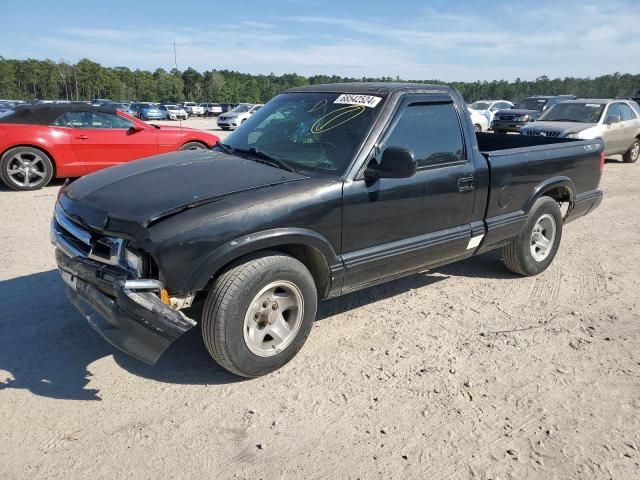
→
(600, 152, 605, 172)
(160, 288, 171, 305)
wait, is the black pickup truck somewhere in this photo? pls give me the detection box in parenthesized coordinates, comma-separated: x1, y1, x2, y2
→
(52, 83, 604, 377)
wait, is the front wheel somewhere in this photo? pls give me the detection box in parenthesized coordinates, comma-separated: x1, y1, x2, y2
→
(623, 139, 639, 163)
(0, 146, 54, 191)
(179, 141, 208, 151)
(201, 251, 318, 377)
(473, 124, 482, 133)
(502, 197, 563, 276)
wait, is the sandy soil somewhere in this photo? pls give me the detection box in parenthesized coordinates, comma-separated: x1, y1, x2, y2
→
(0, 124, 639, 479)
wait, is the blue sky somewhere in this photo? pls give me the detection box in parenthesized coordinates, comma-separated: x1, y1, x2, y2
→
(2, 0, 639, 81)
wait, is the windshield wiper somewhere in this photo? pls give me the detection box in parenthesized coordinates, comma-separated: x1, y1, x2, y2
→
(233, 147, 297, 173)
(215, 141, 235, 154)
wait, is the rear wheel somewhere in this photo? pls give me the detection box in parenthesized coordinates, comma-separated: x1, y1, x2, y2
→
(0, 147, 54, 191)
(503, 197, 563, 276)
(179, 141, 208, 151)
(201, 251, 317, 377)
(623, 139, 639, 163)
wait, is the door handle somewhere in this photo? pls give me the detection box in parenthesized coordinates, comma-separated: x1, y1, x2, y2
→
(75, 135, 89, 140)
(458, 177, 475, 192)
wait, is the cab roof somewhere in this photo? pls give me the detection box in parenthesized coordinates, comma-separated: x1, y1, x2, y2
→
(285, 82, 456, 96)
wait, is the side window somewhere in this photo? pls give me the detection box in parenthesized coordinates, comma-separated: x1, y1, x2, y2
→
(606, 103, 622, 120)
(52, 113, 70, 127)
(92, 112, 133, 129)
(619, 103, 636, 121)
(384, 102, 465, 168)
(64, 112, 133, 129)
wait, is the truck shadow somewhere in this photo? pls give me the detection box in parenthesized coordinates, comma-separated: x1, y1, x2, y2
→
(0, 251, 511, 400)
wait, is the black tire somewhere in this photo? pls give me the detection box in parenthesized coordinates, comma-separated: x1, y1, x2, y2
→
(179, 141, 208, 151)
(0, 146, 54, 191)
(473, 124, 482, 133)
(201, 251, 318, 378)
(503, 196, 563, 276)
(622, 138, 639, 163)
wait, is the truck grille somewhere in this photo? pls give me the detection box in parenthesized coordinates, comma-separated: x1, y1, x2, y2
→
(52, 204, 124, 266)
(497, 115, 516, 121)
(523, 130, 561, 137)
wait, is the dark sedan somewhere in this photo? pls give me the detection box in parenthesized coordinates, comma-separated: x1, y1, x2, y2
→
(492, 95, 576, 133)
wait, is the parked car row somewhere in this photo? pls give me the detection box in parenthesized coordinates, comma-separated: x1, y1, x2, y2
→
(466, 94, 640, 163)
(520, 98, 640, 162)
(491, 95, 577, 133)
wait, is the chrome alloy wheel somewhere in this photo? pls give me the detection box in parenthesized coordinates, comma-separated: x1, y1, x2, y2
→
(6, 151, 48, 188)
(243, 281, 304, 357)
(631, 142, 640, 161)
(530, 213, 556, 262)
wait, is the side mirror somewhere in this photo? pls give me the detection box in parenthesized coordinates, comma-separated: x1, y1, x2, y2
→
(605, 115, 621, 125)
(128, 124, 146, 133)
(365, 146, 417, 180)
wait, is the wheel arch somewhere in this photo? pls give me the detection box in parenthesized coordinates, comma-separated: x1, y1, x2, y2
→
(180, 140, 210, 149)
(524, 176, 575, 218)
(1, 143, 58, 177)
(188, 228, 343, 300)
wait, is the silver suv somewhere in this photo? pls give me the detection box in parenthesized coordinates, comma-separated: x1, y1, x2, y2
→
(521, 99, 640, 163)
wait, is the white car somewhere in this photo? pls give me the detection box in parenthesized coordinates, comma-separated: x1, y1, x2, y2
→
(200, 103, 223, 116)
(159, 104, 189, 120)
(181, 102, 205, 116)
(469, 109, 489, 132)
(468, 100, 514, 125)
(216, 104, 263, 130)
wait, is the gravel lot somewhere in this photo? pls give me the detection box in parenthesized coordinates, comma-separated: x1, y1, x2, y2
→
(1, 120, 639, 479)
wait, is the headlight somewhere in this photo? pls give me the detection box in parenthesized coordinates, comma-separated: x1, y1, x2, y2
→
(124, 248, 144, 276)
(566, 133, 581, 139)
(514, 115, 529, 122)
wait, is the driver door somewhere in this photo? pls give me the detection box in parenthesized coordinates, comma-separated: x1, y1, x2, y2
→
(66, 111, 158, 171)
(602, 103, 625, 154)
(341, 95, 477, 292)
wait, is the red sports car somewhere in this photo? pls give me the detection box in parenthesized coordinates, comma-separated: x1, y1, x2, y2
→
(0, 104, 220, 190)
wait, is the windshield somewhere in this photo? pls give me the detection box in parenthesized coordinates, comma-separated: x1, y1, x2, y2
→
(515, 98, 548, 111)
(469, 101, 491, 111)
(166, 105, 179, 110)
(232, 105, 252, 113)
(217, 92, 386, 175)
(538, 103, 605, 123)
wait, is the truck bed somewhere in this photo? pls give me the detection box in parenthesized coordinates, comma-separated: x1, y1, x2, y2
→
(474, 132, 604, 253)
(476, 131, 578, 152)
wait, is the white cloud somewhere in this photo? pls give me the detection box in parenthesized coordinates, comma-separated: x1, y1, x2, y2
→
(7, 1, 640, 81)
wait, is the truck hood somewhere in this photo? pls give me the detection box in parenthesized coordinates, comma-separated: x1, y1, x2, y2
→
(523, 121, 597, 135)
(62, 150, 309, 232)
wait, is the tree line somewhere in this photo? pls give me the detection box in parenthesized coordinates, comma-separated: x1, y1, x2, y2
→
(1, 57, 639, 104)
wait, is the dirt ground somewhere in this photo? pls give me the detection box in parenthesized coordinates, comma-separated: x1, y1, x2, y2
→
(1, 121, 639, 479)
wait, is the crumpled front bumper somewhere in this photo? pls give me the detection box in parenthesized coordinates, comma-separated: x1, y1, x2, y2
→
(55, 249, 196, 364)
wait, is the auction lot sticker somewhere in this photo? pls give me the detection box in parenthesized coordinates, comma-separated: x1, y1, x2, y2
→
(334, 94, 382, 108)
